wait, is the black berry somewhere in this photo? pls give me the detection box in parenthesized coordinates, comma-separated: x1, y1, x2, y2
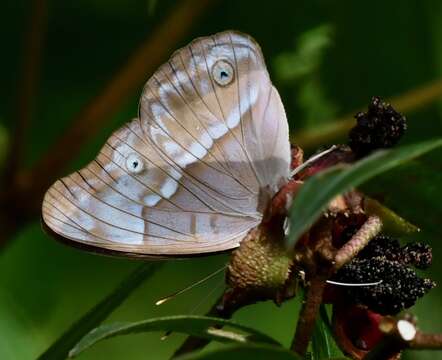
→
(334, 258, 435, 315)
(348, 96, 407, 157)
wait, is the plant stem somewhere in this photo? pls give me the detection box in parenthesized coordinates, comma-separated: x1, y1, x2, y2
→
(291, 276, 327, 356)
(412, 332, 442, 350)
(5, 0, 47, 182)
(364, 317, 442, 359)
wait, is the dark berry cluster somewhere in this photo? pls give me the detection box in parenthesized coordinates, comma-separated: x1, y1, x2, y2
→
(348, 96, 407, 157)
(333, 235, 435, 315)
(402, 242, 433, 269)
(357, 235, 432, 269)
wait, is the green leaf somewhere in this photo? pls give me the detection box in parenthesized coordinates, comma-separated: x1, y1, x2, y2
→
(311, 306, 344, 360)
(312, 318, 332, 359)
(287, 139, 442, 247)
(274, 24, 334, 82)
(38, 263, 162, 360)
(175, 343, 302, 360)
(273, 24, 337, 128)
(364, 197, 420, 235)
(69, 315, 280, 358)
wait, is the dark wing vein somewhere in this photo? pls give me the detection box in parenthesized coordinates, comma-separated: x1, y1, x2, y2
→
(163, 61, 251, 189)
(226, 33, 262, 187)
(66, 172, 194, 238)
(177, 50, 257, 193)
(149, 75, 237, 180)
(195, 41, 254, 165)
(93, 144, 247, 217)
(48, 186, 185, 241)
(100, 143, 185, 211)
(112, 129, 258, 217)
(120, 119, 251, 202)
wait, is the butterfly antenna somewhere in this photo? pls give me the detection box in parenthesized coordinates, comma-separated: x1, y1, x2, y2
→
(159, 275, 225, 342)
(155, 265, 227, 306)
(290, 145, 337, 178)
(188, 279, 224, 315)
(326, 279, 383, 287)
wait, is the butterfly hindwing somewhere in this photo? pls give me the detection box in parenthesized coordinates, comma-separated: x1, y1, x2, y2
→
(42, 30, 291, 256)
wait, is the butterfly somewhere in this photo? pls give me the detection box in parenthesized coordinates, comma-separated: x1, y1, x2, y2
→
(41, 30, 291, 258)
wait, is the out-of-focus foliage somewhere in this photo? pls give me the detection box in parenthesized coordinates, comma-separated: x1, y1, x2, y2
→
(39, 264, 162, 360)
(0, 123, 7, 168)
(175, 343, 303, 360)
(1, 1, 441, 359)
(274, 25, 333, 83)
(147, 0, 158, 16)
(274, 24, 338, 128)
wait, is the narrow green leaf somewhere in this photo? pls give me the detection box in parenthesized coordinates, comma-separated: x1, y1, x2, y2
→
(287, 139, 442, 247)
(175, 343, 302, 360)
(69, 315, 280, 358)
(363, 197, 420, 235)
(311, 305, 344, 360)
(312, 316, 332, 359)
(38, 263, 162, 360)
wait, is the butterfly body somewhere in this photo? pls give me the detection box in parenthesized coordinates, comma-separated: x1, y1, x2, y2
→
(42, 31, 291, 257)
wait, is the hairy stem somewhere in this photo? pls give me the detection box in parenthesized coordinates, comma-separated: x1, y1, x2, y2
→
(335, 215, 382, 270)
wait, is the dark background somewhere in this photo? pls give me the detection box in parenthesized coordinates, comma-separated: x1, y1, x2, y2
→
(0, 1, 441, 359)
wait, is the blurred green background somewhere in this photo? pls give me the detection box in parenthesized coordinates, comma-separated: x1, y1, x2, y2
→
(1, 0, 441, 359)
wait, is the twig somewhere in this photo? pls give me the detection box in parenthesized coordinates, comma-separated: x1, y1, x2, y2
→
(291, 211, 382, 356)
(26, 0, 217, 204)
(4, 0, 47, 182)
(411, 332, 442, 350)
(364, 316, 442, 359)
(291, 276, 328, 356)
(291, 218, 335, 356)
(292, 78, 442, 149)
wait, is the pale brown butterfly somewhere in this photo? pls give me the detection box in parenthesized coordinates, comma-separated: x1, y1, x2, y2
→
(41, 30, 291, 258)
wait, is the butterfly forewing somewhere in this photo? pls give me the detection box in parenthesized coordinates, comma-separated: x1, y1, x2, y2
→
(42, 30, 291, 257)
